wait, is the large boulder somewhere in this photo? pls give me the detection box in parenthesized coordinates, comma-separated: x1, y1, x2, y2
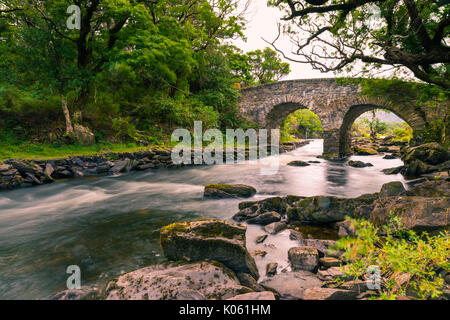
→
(286, 194, 377, 223)
(160, 219, 259, 279)
(367, 196, 450, 231)
(402, 143, 448, 166)
(204, 184, 256, 199)
(260, 271, 322, 300)
(105, 261, 251, 300)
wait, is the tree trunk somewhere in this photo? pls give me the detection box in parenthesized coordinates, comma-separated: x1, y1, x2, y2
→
(62, 96, 74, 135)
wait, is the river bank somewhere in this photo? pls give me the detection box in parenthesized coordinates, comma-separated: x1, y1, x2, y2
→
(0, 140, 309, 192)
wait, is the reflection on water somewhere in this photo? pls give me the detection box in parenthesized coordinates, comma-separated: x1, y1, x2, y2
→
(0, 139, 407, 299)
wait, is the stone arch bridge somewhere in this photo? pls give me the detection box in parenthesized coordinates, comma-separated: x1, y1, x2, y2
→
(239, 78, 425, 157)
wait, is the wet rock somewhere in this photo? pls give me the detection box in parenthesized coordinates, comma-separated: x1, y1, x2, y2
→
(234, 197, 285, 223)
(227, 291, 276, 300)
(383, 154, 397, 159)
(308, 161, 321, 163)
(204, 184, 256, 199)
(236, 273, 266, 292)
(246, 211, 281, 225)
(379, 181, 406, 197)
(256, 235, 268, 244)
(260, 270, 322, 300)
(52, 285, 103, 300)
(266, 262, 278, 277)
(160, 219, 259, 280)
(382, 166, 404, 175)
(402, 159, 434, 177)
(105, 261, 250, 300)
(287, 160, 310, 167)
(9, 159, 43, 176)
(301, 287, 358, 300)
(289, 229, 304, 241)
(251, 250, 267, 258)
(286, 194, 377, 223)
(111, 159, 132, 174)
(348, 160, 373, 168)
(264, 221, 287, 234)
(354, 146, 378, 155)
(288, 246, 319, 272)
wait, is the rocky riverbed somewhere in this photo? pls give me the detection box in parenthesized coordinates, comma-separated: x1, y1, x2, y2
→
(53, 178, 449, 300)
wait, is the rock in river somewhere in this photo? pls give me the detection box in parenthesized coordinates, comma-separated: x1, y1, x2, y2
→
(160, 219, 259, 279)
(288, 246, 320, 272)
(379, 181, 406, 197)
(204, 184, 256, 198)
(287, 160, 310, 167)
(348, 160, 373, 168)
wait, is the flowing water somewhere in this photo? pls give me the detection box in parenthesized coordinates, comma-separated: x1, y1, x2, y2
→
(0, 140, 407, 299)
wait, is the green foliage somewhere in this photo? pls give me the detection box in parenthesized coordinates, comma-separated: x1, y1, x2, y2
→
(334, 216, 449, 300)
(280, 109, 323, 141)
(227, 46, 291, 86)
(0, 0, 257, 153)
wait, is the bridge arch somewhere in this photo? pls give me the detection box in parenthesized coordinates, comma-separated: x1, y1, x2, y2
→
(239, 78, 426, 157)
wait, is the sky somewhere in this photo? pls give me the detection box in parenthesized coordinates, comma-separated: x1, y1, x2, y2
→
(231, 0, 326, 80)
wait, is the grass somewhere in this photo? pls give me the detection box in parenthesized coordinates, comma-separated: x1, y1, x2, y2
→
(0, 141, 156, 161)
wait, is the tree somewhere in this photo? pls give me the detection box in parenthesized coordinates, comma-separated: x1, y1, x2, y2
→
(359, 110, 387, 140)
(267, 0, 450, 89)
(246, 47, 291, 84)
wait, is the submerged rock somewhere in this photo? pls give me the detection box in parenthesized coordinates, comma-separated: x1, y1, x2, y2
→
(160, 219, 259, 279)
(348, 160, 373, 168)
(287, 160, 310, 167)
(382, 166, 404, 175)
(204, 184, 256, 199)
(266, 262, 278, 277)
(105, 261, 250, 300)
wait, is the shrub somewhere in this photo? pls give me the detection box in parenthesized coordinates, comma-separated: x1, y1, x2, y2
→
(333, 216, 449, 300)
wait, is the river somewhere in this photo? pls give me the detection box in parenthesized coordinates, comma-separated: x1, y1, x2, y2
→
(0, 139, 407, 299)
